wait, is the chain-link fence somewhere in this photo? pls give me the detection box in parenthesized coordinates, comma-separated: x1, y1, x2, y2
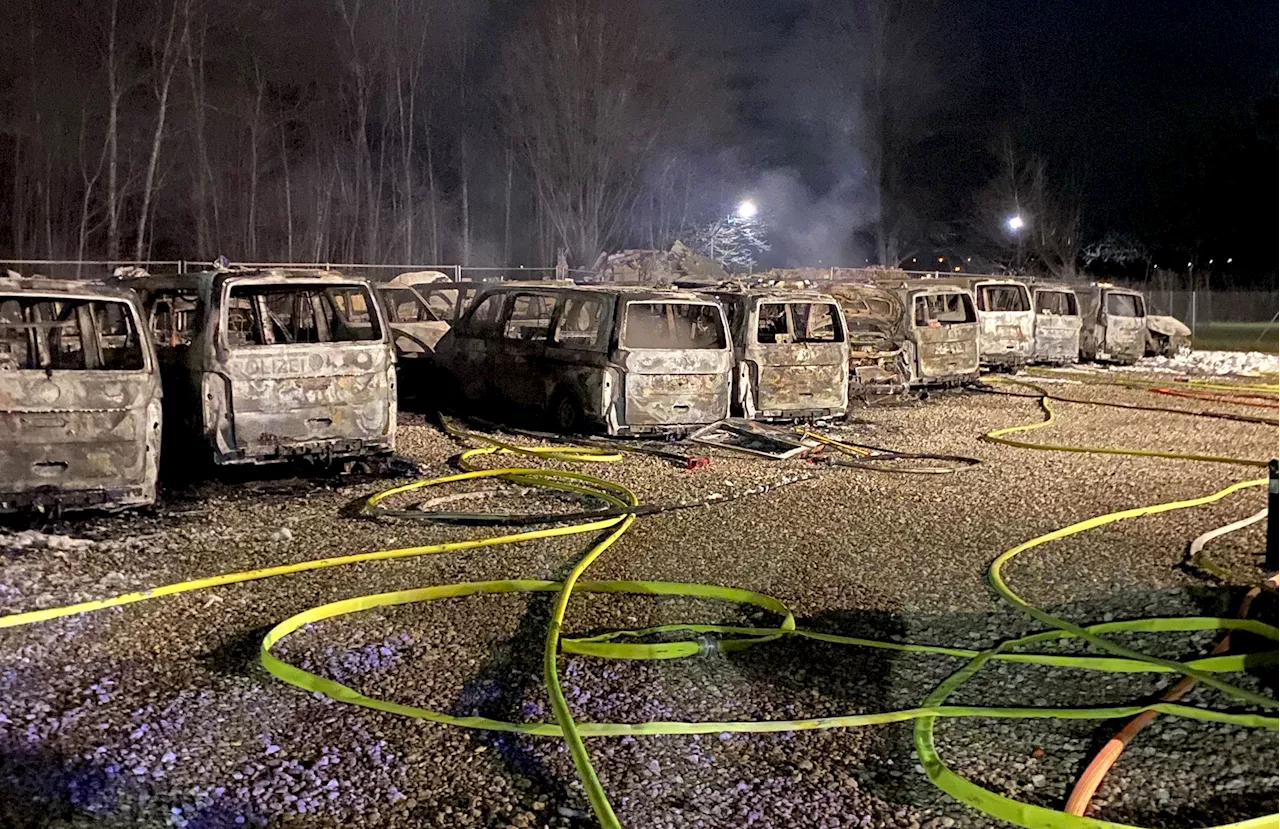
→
(0, 259, 600, 285)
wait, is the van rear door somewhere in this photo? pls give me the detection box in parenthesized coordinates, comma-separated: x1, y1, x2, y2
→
(1101, 290, 1146, 363)
(0, 292, 160, 509)
(750, 300, 847, 415)
(214, 280, 394, 461)
(975, 282, 1034, 363)
(911, 292, 980, 381)
(617, 300, 732, 428)
(1032, 288, 1082, 364)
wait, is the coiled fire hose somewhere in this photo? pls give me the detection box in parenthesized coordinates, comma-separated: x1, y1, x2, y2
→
(0, 388, 1277, 829)
(1061, 500, 1276, 818)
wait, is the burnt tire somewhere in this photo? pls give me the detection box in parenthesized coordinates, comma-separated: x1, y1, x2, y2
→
(550, 391, 584, 434)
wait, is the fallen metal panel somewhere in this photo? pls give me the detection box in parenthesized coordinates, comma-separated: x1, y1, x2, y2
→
(690, 418, 812, 459)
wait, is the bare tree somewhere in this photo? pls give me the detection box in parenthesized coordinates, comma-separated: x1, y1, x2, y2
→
(104, 0, 124, 260)
(498, 0, 717, 266)
(975, 135, 1082, 278)
(133, 0, 188, 262)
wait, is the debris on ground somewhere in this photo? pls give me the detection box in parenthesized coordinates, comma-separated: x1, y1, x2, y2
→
(690, 418, 815, 459)
(590, 240, 729, 284)
(1124, 349, 1279, 376)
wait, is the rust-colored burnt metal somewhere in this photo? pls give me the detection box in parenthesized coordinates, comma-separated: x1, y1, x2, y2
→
(0, 273, 162, 513)
(434, 283, 733, 435)
(119, 268, 397, 466)
(818, 282, 909, 396)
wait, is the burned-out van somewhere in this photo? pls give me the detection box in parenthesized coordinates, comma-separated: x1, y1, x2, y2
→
(935, 277, 1035, 369)
(1030, 283, 1082, 365)
(704, 287, 849, 420)
(435, 284, 732, 434)
(819, 282, 908, 395)
(0, 274, 161, 512)
(1072, 283, 1147, 364)
(124, 269, 396, 466)
(887, 282, 981, 387)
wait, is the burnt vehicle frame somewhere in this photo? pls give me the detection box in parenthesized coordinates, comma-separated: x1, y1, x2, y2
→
(1029, 282, 1083, 365)
(122, 268, 396, 467)
(930, 277, 1035, 370)
(434, 283, 733, 435)
(818, 282, 909, 396)
(0, 274, 162, 513)
(1071, 283, 1148, 364)
(883, 281, 981, 387)
(703, 286, 849, 421)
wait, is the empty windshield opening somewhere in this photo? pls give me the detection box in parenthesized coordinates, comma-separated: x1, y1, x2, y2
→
(756, 302, 843, 344)
(914, 294, 975, 326)
(623, 302, 726, 349)
(1105, 292, 1143, 317)
(225, 284, 382, 346)
(0, 296, 144, 371)
(1035, 290, 1079, 316)
(978, 285, 1030, 312)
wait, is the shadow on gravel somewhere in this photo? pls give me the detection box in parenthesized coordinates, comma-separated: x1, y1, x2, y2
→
(441, 552, 596, 828)
(0, 743, 118, 829)
(198, 624, 276, 678)
(724, 603, 957, 817)
(1103, 793, 1279, 829)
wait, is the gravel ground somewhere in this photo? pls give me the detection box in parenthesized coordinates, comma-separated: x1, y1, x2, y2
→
(1, 376, 1276, 829)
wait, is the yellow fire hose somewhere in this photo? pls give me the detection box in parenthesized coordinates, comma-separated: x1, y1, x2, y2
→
(1, 389, 1277, 829)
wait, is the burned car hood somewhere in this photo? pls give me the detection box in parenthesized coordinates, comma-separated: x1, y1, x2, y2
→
(1146, 314, 1190, 337)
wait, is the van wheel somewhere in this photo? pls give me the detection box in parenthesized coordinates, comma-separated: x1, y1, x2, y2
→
(550, 391, 584, 434)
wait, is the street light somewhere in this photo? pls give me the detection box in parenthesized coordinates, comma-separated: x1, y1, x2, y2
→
(736, 200, 758, 220)
(1006, 214, 1025, 232)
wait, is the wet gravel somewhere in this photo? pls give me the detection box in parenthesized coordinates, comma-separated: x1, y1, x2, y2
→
(1, 376, 1276, 828)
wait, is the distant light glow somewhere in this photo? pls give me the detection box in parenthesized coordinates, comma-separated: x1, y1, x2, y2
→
(1227, 257, 1233, 263)
(937, 256, 944, 263)
(1007, 215, 1026, 232)
(1187, 262, 1193, 268)
(953, 266, 961, 272)
(736, 200, 758, 219)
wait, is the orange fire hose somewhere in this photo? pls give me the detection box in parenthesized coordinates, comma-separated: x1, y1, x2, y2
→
(1152, 387, 1279, 409)
(1064, 576, 1275, 816)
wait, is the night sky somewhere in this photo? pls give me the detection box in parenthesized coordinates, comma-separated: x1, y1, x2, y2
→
(673, 0, 1277, 273)
(0, 0, 1274, 276)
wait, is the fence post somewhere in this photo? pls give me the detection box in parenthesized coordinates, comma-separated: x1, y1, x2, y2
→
(1182, 287, 1192, 340)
